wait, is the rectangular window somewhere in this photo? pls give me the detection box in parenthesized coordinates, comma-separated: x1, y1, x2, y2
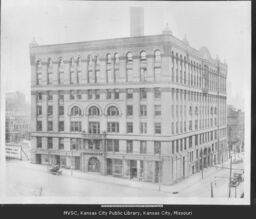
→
(107, 122, 119, 133)
(127, 140, 133, 153)
(59, 138, 64, 150)
(70, 121, 82, 132)
(37, 73, 42, 85)
(47, 105, 53, 116)
(95, 90, 100, 99)
(127, 122, 133, 133)
(127, 89, 133, 99)
(140, 122, 147, 134)
(59, 72, 64, 84)
(47, 137, 53, 149)
(36, 106, 42, 116)
(127, 105, 133, 116)
(140, 88, 147, 99)
(140, 141, 147, 154)
(154, 105, 161, 116)
(107, 140, 119, 152)
(140, 105, 147, 116)
(154, 141, 161, 154)
(37, 93, 42, 102)
(89, 122, 100, 134)
(154, 123, 161, 134)
(88, 90, 93, 99)
(37, 120, 42, 131)
(70, 90, 75, 100)
(71, 138, 81, 150)
(37, 137, 42, 148)
(48, 72, 53, 84)
(70, 71, 76, 84)
(59, 105, 64, 116)
(106, 89, 112, 99)
(48, 92, 53, 101)
(47, 120, 53, 131)
(59, 121, 64, 131)
(113, 159, 123, 175)
(77, 90, 82, 99)
(114, 89, 119, 99)
(154, 88, 161, 99)
(172, 141, 175, 154)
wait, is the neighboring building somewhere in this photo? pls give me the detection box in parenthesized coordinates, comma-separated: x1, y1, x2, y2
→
(227, 105, 244, 154)
(29, 8, 228, 184)
(6, 142, 30, 160)
(5, 91, 31, 143)
(6, 111, 31, 143)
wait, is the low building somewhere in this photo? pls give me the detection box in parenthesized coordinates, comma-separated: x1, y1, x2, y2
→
(227, 105, 244, 154)
(5, 91, 31, 143)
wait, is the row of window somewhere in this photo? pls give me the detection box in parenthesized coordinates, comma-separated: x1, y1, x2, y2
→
(36, 120, 162, 134)
(36, 133, 222, 155)
(36, 51, 161, 85)
(37, 137, 162, 154)
(36, 87, 225, 104)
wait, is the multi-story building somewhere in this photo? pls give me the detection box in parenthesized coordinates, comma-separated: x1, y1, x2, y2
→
(5, 92, 31, 143)
(29, 8, 228, 184)
(227, 105, 244, 154)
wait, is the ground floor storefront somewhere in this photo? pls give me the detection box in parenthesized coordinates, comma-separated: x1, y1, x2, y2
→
(32, 149, 228, 185)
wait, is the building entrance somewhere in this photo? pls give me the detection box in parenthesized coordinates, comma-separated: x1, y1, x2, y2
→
(106, 159, 112, 175)
(130, 160, 137, 179)
(36, 154, 41, 164)
(88, 157, 100, 172)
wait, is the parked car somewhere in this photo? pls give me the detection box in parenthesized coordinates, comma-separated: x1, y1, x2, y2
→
(49, 165, 62, 175)
(233, 173, 243, 183)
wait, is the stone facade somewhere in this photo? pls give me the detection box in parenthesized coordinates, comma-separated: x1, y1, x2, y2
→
(29, 32, 228, 185)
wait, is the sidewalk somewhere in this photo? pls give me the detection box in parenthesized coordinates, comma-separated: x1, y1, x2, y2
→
(7, 158, 243, 196)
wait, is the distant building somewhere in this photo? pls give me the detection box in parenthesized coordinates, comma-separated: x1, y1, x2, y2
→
(29, 8, 228, 184)
(227, 105, 244, 154)
(6, 142, 30, 160)
(5, 92, 31, 143)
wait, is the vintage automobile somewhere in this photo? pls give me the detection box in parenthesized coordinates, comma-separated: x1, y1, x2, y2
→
(229, 178, 240, 187)
(49, 165, 62, 175)
(233, 173, 243, 183)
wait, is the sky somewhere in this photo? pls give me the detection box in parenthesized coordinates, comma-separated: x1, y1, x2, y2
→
(1, 0, 251, 110)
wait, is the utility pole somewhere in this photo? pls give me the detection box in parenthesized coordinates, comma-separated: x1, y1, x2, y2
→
(228, 156, 233, 198)
(71, 148, 73, 176)
(211, 182, 213, 198)
(158, 153, 161, 191)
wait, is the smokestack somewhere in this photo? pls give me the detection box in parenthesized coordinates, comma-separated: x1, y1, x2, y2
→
(130, 7, 144, 37)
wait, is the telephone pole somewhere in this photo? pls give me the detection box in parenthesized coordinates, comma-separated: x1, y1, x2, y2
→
(228, 156, 233, 197)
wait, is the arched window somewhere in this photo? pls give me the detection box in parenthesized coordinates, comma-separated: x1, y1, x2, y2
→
(154, 50, 161, 62)
(114, 53, 119, 64)
(127, 52, 133, 62)
(88, 106, 100, 116)
(70, 57, 74, 67)
(88, 55, 92, 65)
(140, 51, 147, 61)
(47, 58, 53, 69)
(106, 53, 111, 64)
(94, 56, 98, 65)
(58, 57, 63, 68)
(36, 60, 41, 71)
(77, 56, 81, 66)
(107, 106, 119, 116)
(71, 106, 82, 116)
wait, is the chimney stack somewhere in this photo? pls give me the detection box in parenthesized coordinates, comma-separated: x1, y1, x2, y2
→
(130, 7, 144, 37)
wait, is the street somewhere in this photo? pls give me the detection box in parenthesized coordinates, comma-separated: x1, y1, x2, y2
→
(4, 156, 244, 198)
